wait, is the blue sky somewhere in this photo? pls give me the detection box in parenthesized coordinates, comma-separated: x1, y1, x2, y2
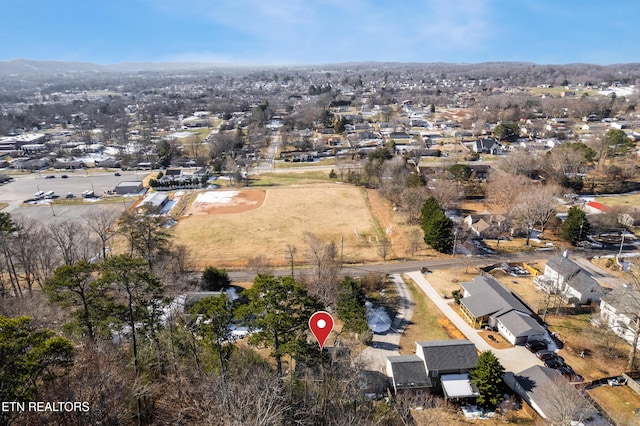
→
(2, 0, 638, 65)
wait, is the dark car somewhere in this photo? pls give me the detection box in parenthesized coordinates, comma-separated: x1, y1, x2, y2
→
(557, 366, 583, 382)
(525, 340, 547, 352)
(61, 174, 68, 178)
(544, 358, 566, 369)
(536, 350, 558, 361)
(44, 175, 55, 179)
(114, 172, 121, 176)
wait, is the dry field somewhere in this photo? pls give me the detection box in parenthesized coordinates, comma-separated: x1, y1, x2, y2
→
(171, 184, 384, 267)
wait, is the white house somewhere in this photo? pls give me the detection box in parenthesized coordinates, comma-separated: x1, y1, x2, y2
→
(534, 254, 604, 305)
(598, 287, 640, 348)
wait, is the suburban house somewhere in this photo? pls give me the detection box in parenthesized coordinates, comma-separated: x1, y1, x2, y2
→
(583, 200, 611, 215)
(472, 138, 502, 154)
(459, 275, 546, 345)
(534, 254, 605, 305)
(504, 366, 598, 424)
(386, 340, 479, 400)
(597, 287, 640, 348)
(463, 212, 506, 238)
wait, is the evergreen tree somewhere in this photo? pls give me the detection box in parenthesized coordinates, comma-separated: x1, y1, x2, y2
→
(337, 277, 368, 333)
(201, 266, 231, 291)
(44, 261, 111, 341)
(237, 275, 323, 375)
(420, 197, 453, 253)
(560, 207, 590, 246)
(470, 351, 506, 408)
(0, 316, 74, 425)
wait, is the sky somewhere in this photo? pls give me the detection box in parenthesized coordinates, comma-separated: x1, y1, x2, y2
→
(2, 0, 639, 66)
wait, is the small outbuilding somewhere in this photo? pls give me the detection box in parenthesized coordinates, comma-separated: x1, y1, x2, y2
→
(114, 181, 144, 195)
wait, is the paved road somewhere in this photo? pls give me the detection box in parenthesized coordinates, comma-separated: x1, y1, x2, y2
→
(407, 271, 544, 375)
(355, 274, 414, 373)
(228, 251, 559, 282)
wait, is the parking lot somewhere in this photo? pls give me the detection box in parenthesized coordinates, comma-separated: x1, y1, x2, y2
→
(0, 170, 147, 224)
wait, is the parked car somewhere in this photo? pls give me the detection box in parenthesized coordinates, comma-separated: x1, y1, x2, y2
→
(65, 193, 74, 199)
(536, 350, 557, 361)
(525, 340, 547, 352)
(544, 358, 566, 369)
(44, 175, 55, 179)
(61, 174, 68, 178)
(114, 172, 121, 176)
(557, 366, 583, 382)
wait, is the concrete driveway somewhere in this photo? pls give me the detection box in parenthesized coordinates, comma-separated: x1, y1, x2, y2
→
(355, 274, 414, 372)
(406, 271, 544, 374)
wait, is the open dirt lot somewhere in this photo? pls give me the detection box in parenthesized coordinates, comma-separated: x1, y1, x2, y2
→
(172, 184, 383, 267)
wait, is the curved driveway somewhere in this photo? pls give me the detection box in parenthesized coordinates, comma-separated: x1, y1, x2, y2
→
(355, 274, 413, 372)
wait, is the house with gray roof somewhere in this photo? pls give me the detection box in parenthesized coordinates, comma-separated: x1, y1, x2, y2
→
(598, 287, 640, 348)
(386, 340, 479, 400)
(505, 365, 598, 424)
(535, 254, 604, 305)
(459, 275, 546, 345)
(386, 355, 432, 393)
(472, 137, 502, 154)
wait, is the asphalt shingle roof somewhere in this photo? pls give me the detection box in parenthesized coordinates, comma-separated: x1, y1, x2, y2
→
(417, 340, 478, 372)
(460, 275, 530, 318)
(387, 355, 431, 389)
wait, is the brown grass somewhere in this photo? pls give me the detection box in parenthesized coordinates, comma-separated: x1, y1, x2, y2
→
(399, 276, 451, 354)
(171, 184, 382, 267)
(589, 384, 640, 426)
(545, 314, 629, 380)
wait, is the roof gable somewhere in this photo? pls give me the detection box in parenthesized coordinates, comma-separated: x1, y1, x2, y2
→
(497, 310, 545, 337)
(545, 255, 581, 279)
(460, 275, 530, 318)
(387, 355, 431, 389)
(416, 340, 478, 372)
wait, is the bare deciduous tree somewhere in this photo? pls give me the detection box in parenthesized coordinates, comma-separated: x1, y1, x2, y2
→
(247, 255, 272, 276)
(85, 209, 120, 260)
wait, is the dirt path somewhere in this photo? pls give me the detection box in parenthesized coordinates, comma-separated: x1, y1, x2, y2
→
(366, 189, 411, 259)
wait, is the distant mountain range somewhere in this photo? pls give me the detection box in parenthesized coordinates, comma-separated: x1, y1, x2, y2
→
(2, 58, 640, 81)
(0, 59, 228, 77)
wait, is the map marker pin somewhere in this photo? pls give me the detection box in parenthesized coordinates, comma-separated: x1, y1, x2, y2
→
(309, 311, 334, 350)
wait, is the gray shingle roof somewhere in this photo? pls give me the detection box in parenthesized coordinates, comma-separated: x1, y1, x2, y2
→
(512, 365, 597, 421)
(602, 287, 640, 314)
(460, 275, 530, 318)
(387, 355, 431, 389)
(566, 270, 601, 294)
(496, 310, 545, 338)
(417, 340, 478, 372)
(546, 255, 581, 279)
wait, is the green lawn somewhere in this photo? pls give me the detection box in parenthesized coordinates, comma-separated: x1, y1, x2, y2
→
(249, 171, 333, 186)
(275, 158, 337, 168)
(398, 276, 451, 354)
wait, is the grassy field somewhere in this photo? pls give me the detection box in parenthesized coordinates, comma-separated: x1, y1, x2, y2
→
(589, 384, 640, 426)
(171, 184, 382, 267)
(596, 192, 640, 208)
(249, 171, 333, 186)
(275, 158, 338, 168)
(545, 314, 630, 380)
(398, 276, 451, 354)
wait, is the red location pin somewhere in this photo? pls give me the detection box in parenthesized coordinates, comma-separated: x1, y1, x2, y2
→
(309, 311, 334, 349)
